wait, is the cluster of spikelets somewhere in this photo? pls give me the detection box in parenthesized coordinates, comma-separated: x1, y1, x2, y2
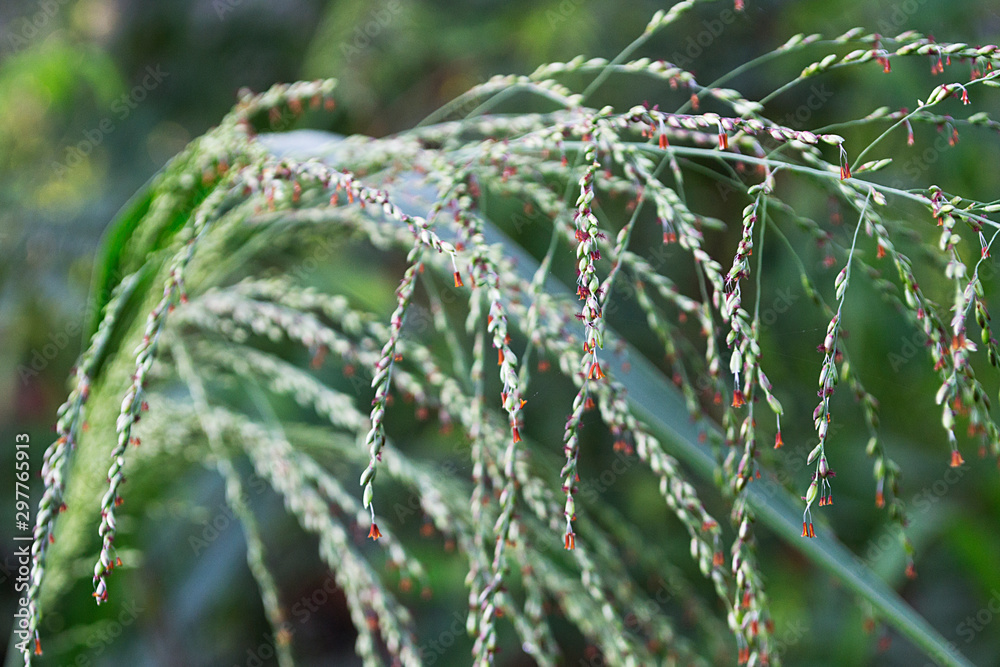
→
(21, 0, 1000, 665)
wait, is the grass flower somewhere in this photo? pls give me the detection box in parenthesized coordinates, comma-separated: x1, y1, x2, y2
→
(19, 8, 998, 667)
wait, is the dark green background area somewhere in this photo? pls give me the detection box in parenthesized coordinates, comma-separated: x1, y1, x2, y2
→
(3, 1, 1000, 665)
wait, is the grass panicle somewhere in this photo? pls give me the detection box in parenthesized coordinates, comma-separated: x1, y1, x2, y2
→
(21, 2, 1000, 666)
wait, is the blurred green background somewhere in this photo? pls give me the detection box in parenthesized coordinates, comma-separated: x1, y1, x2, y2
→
(3, 0, 1000, 665)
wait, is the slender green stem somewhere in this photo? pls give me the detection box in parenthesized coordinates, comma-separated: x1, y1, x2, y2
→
(752, 196, 768, 326)
(850, 106, 925, 171)
(757, 77, 804, 107)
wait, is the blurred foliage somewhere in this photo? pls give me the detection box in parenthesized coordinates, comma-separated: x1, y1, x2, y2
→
(3, 0, 1000, 666)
